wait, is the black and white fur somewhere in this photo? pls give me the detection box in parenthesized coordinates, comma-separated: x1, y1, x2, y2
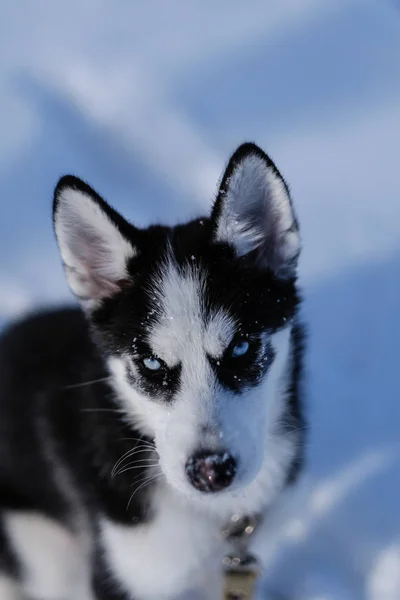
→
(0, 143, 306, 600)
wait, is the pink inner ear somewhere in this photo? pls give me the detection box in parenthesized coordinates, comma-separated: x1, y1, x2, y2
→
(55, 182, 136, 306)
(73, 244, 133, 299)
(62, 222, 134, 303)
(64, 264, 123, 302)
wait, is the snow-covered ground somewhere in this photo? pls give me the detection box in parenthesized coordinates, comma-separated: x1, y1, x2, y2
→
(1, 1, 400, 598)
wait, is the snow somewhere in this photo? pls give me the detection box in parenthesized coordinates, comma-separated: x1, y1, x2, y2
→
(1, 0, 400, 597)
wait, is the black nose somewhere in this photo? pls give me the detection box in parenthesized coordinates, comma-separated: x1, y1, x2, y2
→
(185, 451, 237, 493)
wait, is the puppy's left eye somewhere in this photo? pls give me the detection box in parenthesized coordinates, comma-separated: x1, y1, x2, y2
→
(143, 357, 162, 371)
(231, 341, 249, 358)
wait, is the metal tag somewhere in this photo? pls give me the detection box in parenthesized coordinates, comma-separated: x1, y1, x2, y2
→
(221, 568, 257, 600)
(221, 514, 261, 600)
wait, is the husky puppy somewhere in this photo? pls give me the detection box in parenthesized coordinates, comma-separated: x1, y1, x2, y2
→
(0, 143, 305, 600)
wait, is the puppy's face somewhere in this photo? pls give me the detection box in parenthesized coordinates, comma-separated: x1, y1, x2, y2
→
(53, 143, 303, 517)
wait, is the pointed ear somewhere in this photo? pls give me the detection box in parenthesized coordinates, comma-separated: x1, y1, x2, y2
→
(53, 176, 137, 309)
(211, 143, 300, 279)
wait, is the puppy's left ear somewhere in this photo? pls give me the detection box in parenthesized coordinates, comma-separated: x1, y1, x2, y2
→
(211, 143, 300, 279)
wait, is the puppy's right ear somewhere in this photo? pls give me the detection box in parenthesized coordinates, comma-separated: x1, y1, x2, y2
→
(53, 176, 137, 310)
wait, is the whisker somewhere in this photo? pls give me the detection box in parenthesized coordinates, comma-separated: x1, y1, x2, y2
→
(117, 437, 156, 444)
(129, 471, 162, 490)
(112, 448, 142, 477)
(113, 447, 157, 466)
(114, 462, 160, 478)
(280, 425, 307, 439)
(113, 457, 159, 477)
(116, 440, 155, 456)
(111, 445, 156, 478)
(80, 408, 124, 413)
(127, 473, 162, 510)
(117, 457, 159, 467)
(62, 376, 111, 390)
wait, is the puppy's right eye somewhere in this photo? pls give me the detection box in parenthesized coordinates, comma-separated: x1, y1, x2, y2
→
(231, 340, 249, 357)
(143, 357, 162, 371)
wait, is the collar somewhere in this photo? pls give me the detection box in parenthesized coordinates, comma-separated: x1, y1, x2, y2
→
(221, 514, 262, 600)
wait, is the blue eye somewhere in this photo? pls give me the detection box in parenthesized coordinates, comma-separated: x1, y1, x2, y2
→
(231, 341, 249, 358)
(143, 357, 162, 371)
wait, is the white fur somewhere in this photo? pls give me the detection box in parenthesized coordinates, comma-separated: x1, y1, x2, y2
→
(0, 576, 19, 600)
(215, 154, 300, 275)
(99, 433, 297, 599)
(146, 258, 236, 367)
(100, 484, 224, 600)
(54, 186, 136, 308)
(100, 388, 299, 600)
(3, 511, 94, 600)
(108, 258, 298, 520)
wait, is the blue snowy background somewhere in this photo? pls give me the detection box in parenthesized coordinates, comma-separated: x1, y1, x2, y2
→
(1, 1, 400, 598)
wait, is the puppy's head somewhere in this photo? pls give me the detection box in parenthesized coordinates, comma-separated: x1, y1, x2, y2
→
(53, 143, 303, 517)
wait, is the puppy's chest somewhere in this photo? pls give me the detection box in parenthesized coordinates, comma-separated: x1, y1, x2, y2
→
(99, 485, 226, 600)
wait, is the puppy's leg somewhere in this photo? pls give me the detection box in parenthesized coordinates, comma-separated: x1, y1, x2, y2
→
(0, 575, 20, 600)
(0, 513, 21, 600)
(3, 511, 94, 600)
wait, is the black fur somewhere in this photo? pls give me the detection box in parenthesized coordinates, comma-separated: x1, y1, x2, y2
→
(0, 309, 156, 524)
